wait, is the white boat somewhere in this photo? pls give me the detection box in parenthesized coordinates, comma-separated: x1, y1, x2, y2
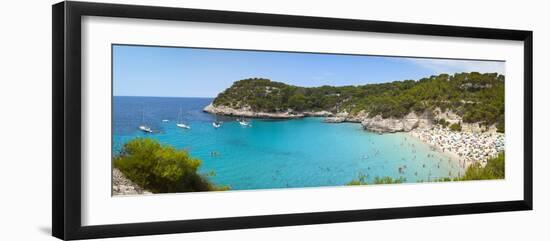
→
(139, 125, 153, 133)
(162, 119, 169, 122)
(212, 121, 221, 128)
(177, 123, 191, 129)
(176, 108, 191, 129)
(239, 119, 250, 127)
(138, 109, 153, 133)
(212, 116, 222, 129)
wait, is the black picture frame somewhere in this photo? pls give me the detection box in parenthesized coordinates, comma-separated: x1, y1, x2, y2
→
(52, 1, 533, 240)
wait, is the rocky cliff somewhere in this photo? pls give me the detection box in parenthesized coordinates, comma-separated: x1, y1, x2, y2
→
(203, 103, 333, 119)
(205, 102, 498, 133)
(360, 112, 435, 133)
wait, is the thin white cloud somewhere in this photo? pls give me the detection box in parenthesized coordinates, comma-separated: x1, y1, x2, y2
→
(407, 58, 505, 75)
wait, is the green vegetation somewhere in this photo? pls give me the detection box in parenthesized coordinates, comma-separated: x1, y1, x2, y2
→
(114, 138, 229, 193)
(461, 152, 505, 180)
(213, 72, 505, 132)
(349, 152, 504, 185)
(496, 121, 505, 133)
(449, 122, 462, 132)
(346, 172, 369, 185)
(434, 118, 450, 128)
(373, 176, 406, 184)
(430, 152, 505, 182)
(347, 173, 406, 186)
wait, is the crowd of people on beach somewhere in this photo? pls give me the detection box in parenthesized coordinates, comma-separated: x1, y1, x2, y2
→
(410, 126, 504, 168)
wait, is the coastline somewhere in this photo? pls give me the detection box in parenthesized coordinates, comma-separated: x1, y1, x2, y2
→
(203, 103, 334, 119)
(114, 99, 505, 190)
(204, 102, 504, 169)
(203, 103, 370, 123)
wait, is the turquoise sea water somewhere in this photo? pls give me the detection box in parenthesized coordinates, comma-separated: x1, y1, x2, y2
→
(113, 96, 463, 190)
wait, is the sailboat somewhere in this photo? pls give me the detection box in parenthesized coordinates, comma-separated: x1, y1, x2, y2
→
(212, 121, 221, 128)
(238, 116, 251, 127)
(176, 108, 191, 129)
(177, 122, 191, 129)
(212, 116, 222, 129)
(138, 109, 153, 133)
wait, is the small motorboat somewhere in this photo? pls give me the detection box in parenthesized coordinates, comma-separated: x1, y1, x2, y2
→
(162, 119, 169, 122)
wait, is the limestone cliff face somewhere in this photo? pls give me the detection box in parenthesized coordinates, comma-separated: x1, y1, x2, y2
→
(324, 111, 354, 123)
(360, 112, 431, 133)
(358, 110, 498, 134)
(432, 108, 495, 133)
(203, 103, 333, 119)
(345, 110, 366, 123)
(205, 103, 495, 134)
(433, 109, 462, 124)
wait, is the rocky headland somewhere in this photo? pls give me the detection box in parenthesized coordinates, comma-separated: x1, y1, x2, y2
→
(203, 103, 333, 119)
(204, 103, 494, 135)
(204, 74, 505, 167)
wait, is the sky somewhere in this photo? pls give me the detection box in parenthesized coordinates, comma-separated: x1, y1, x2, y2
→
(113, 45, 505, 98)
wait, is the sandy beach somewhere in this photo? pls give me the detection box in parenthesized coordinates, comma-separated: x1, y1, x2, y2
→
(408, 126, 504, 169)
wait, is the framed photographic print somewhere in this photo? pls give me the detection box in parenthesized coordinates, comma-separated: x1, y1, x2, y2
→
(52, 1, 533, 240)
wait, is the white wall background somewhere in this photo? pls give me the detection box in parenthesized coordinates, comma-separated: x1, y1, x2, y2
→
(0, 0, 546, 240)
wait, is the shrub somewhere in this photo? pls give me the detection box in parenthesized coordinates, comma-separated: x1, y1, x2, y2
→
(346, 172, 368, 185)
(496, 121, 505, 133)
(372, 176, 406, 184)
(435, 118, 450, 127)
(420, 152, 504, 183)
(461, 152, 505, 180)
(449, 123, 462, 132)
(346, 174, 405, 185)
(114, 138, 228, 193)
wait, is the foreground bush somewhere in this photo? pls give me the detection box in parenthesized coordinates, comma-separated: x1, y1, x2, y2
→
(349, 152, 504, 186)
(461, 152, 505, 180)
(346, 172, 368, 185)
(372, 176, 406, 184)
(114, 138, 228, 193)
(432, 152, 505, 182)
(347, 173, 406, 186)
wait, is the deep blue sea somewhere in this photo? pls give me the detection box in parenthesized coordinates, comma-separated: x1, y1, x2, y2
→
(113, 96, 463, 190)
